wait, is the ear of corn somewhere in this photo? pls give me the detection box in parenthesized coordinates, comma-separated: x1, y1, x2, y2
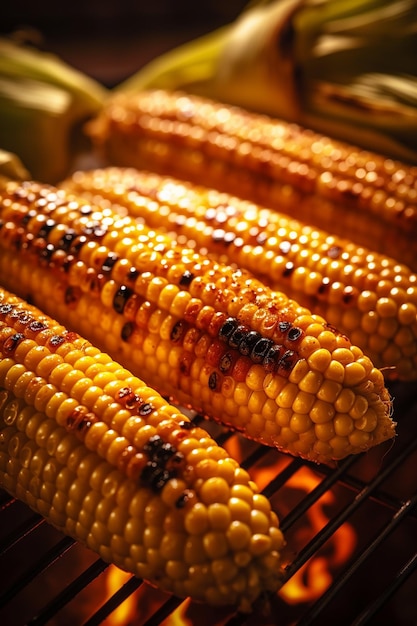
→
(0, 285, 285, 612)
(61, 166, 417, 382)
(115, 0, 417, 163)
(0, 179, 395, 465)
(86, 89, 417, 271)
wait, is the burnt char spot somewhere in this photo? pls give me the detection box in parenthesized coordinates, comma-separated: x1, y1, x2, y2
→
(21, 209, 37, 226)
(37, 219, 56, 239)
(228, 325, 250, 350)
(286, 327, 303, 342)
(113, 285, 133, 314)
(175, 489, 194, 508)
(179, 270, 194, 287)
(28, 320, 48, 333)
(278, 350, 297, 374)
(239, 330, 261, 356)
(2, 333, 24, 353)
(278, 321, 292, 334)
(138, 403, 153, 416)
(40, 243, 55, 261)
(251, 337, 274, 363)
(219, 352, 235, 373)
(283, 261, 295, 277)
(263, 344, 284, 371)
(328, 245, 342, 259)
(219, 317, 238, 341)
(101, 252, 119, 274)
(170, 320, 187, 342)
(0, 304, 14, 316)
(121, 321, 135, 341)
(59, 230, 77, 251)
(208, 371, 219, 390)
(65, 286, 82, 306)
(48, 334, 66, 349)
(141, 435, 184, 492)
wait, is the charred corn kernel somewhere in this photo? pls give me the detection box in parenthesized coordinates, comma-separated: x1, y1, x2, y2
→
(62, 167, 417, 380)
(0, 181, 395, 464)
(85, 91, 417, 270)
(0, 287, 285, 611)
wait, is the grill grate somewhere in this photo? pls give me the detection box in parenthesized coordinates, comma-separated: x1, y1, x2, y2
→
(1, 380, 416, 626)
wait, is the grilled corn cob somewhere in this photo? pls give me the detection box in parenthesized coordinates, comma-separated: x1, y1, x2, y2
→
(0, 180, 395, 465)
(0, 286, 285, 611)
(62, 167, 417, 382)
(87, 89, 417, 270)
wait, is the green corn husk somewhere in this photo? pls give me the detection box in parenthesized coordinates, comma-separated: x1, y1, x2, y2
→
(0, 148, 30, 181)
(117, 0, 417, 163)
(0, 36, 108, 182)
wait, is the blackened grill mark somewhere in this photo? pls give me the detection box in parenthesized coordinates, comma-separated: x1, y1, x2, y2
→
(170, 320, 187, 342)
(101, 252, 119, 274)
(37, 219, 56, 239)
(40, 243, 55, 261)
(287, 327, 303, 342)
(175, 489, 194, 509)
(20, 209, 38, 226)
(48, 334, 66, 349)
(0, 304, 14, 315)
(219, 317, 238, 341)
(251, 337, 274, 363)
(283, 261, 295, 277)
(208, 371, 219, 390)
(117, 386, 154, 416)
(28, 320, 48, 333)
(141, 434, 185, 492)
(121, 321, 135, 341)
(278, 321, 292, 334)
(228, 325, 249, 349)
(113, 285, 133, 314)
(238, 330, 261, 356)
(328, 245, 342, 259)
(218, 316, 300, 374)
(219, 352, 234, 373)
(59, 231, 78, 251)
(2, 333, 24, 353)
(179, 270, 194, 287)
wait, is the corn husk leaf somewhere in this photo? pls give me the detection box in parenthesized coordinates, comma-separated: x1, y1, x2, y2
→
(0, 36, 108, 182)
(117, 0, 417, 162)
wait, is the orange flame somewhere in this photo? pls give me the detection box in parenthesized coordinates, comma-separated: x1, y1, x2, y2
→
(104, 565, 136, 624)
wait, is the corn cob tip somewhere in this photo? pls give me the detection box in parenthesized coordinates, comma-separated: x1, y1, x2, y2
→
(0, 287, 285, 611)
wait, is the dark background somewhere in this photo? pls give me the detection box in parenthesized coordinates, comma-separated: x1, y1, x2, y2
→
(1, 1, 250, 87)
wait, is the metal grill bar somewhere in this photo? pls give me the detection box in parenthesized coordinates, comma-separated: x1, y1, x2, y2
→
(282, 435, 417, 583)
(83, 576, 142, 626)
(28, 559, 109, 626)
(0, 535, 75, 609)
(0, 512, 43, 556)
(297, 495, 417, 625)
(351, 550, 417, 626)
